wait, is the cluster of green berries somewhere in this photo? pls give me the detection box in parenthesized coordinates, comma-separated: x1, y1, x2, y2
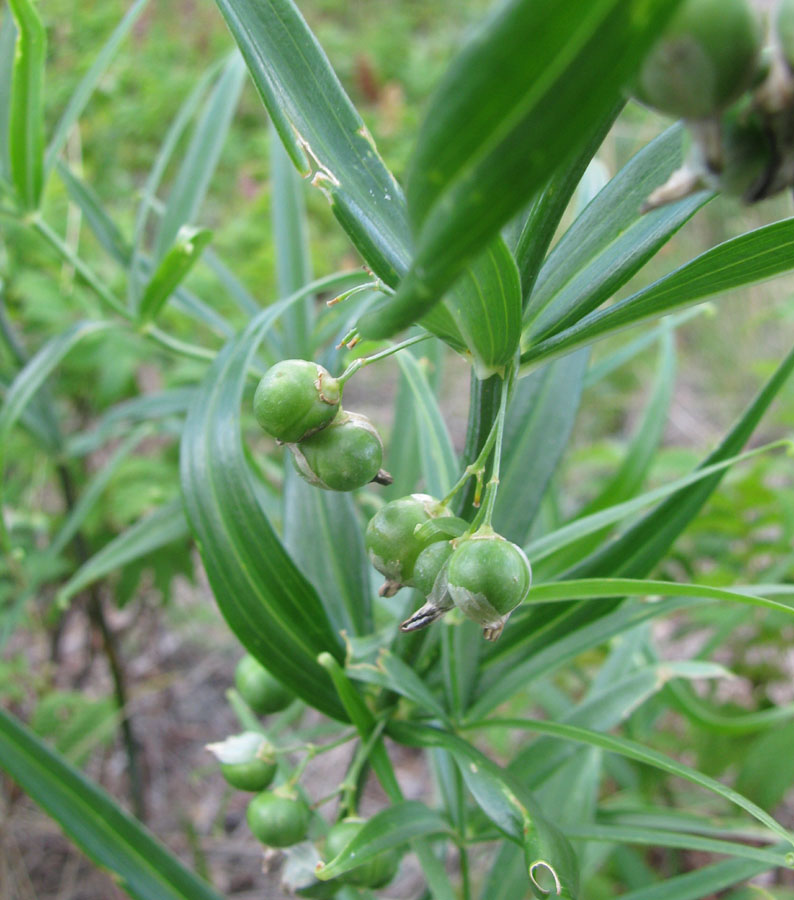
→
(254, 359, 390, 491)
(365, 494, 532, 642)
(632, 0, 794, 206)
(208, 655, 400, 889)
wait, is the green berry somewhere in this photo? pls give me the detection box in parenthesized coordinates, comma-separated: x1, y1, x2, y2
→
(634, 0, 761, 119)
(324, 819, 400, 889)
(290, 411, 383, 492)
(235, 654, 294, 715)
(412, 540, 453, 597)
(718, 107, 773, 199)
(365, 494, 451, 588)
(446, 533, 531, 641)
(247, 790, 311, 847)
(254, 359, 340, 443)
(206, 732, 277, 792)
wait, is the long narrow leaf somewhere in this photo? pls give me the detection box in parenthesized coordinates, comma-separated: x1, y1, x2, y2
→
(139, 226, 213, 323)
(0, 8, 17, 183)
(180, 300, 347, 721)
(0, 707, 223, 900)
(45, 0, 149, 173)
(358, 0, 684, 339)
(8, 0, 45, 208)
(522, 218, 794, 368)
(56, 499, 190, 608)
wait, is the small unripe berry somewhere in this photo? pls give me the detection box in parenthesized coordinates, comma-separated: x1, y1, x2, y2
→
(446, 533, 531, 641)
(254, 359, 340, 443)
(412, 540, 453, 598)
(247, 790, 311, 847)
(323, 818, 400, 888)
(290, 411, 384, 491)
(235, 654, 294, 715)
(206, 732, 277, 792)
(365, 494, 451, 588)
(634, 0, 761, 119)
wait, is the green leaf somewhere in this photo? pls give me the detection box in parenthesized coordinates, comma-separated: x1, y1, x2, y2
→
(56, 499, 190, 608)
(388, 721, 580, 899)
(8, 0, 45, 208)
(358, 0, 684, 339)
(395, 350, 457, 497)
(139, 226, 213, 323)
(44, 0, 149, 174)
(316, 801, 450, 881)
(180, 302, 347, 721)
(444, 237, 522, 377)
(49, 425, 151, 560)
(736, 722, 794, 810)
(618, 856, 780, 900)
(283, 466, 372, 637)
(494, 349, 589, 544)
(0, 707, 224, 900)
(522, 218, 794, 369)
(464, 718, 794, 849)
(524, 125, 710, 339)
(0, 8, 17, 184)
(152, 53, 245, 260)
(271, 122, 313, 357)
(214, 0, 412, 287)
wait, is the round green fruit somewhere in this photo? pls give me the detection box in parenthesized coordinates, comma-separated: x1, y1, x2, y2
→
(235, 654, 294, 715)
(634, 0, 761, 119)
(206, 732, 277, 792)
(412, 539, 453, 597)
(446, 533, 532, 641)
(324, 819, 400, 889)
(254, 359, 340, 444)
(290, 411, 383, 492)
(247, 791, 311, 847)
(365, 494, 450, 587)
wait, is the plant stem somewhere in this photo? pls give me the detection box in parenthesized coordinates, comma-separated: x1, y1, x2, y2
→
(455, 374, 502, 519)
(336, 332, 433, 386)
(441, 413, 500, 509)
(32, 216, 132, 321)
(470, 365, 513, 531)
(55, 463, 146, 821)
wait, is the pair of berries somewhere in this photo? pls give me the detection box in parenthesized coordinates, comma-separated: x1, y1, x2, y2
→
(254, 359, 388, 491)
(365, 494, 532, 641)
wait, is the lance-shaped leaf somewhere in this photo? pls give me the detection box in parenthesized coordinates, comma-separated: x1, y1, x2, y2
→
(0, 707, 224, 900)
(56, 499, 190, 608)
(213, 0, 412, 287)
(180, 302, 347, 721)
(620, 855, 783, 900)
(8, 0, 45, 209)
(316, 801, 450, 881)
(522, 217, 794, 369)
(357, 0, 684, 339)
(138, 226, 213, 324)
(445, 236, 522, 378)
(524, 125, 711, 340)
(389, 721, 580, 899)
(0, 10, 17, 184)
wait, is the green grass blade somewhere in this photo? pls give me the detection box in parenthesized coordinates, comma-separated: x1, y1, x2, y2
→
(0, 707, 224, 900)
(44, 0, 149, 174)
(271, 122, 313, 357)
(494, 349, 589, 545)
(139, 226, 213, 323)
(388, 721, 581, 899)
(7, 0, 45, 209)
(445, 237, 522, 377)
(667, 679, 794, 736)
(56, 498, 189, 608)
(358, 0, 683, 339)
(0, 7, 17, 184)
(522, 218, 794, 369)
(180, 300, 347, 721)
(316, 801, 450, 881)
(618, 856, 780, 900)
(395, 350, 457, 496)
(283, 466, 372, 637)
(49, 425, 151, 559)
(152, 53, 245, 261)
(463, 718, 794, 849)
(524, 126, 710, 338)
(213, 0, 412, 287)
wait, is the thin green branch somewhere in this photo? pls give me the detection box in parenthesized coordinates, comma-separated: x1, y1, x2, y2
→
(336, 332, 433, 386)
